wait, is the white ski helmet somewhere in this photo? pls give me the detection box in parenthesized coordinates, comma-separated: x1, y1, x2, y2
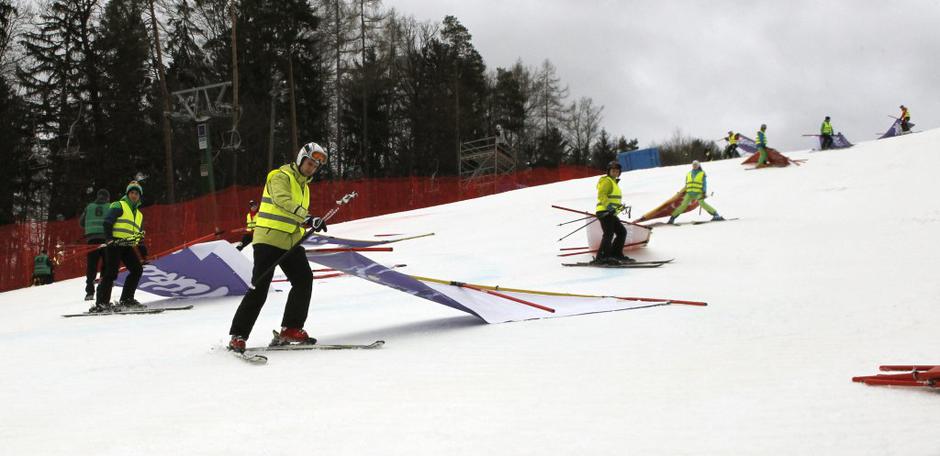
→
(296, 142, 328, 167)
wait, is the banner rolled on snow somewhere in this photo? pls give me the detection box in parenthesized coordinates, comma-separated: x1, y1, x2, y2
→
(116, 240, 251, 298)
(734, 134, 759, 155)
(879, 118, 915, 139)
(307, 250, 703, 323)
(634, 188, 698, 223)
(826, 133, 853, 149)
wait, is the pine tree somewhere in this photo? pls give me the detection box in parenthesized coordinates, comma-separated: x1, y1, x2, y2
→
(16, 0, 105, 220)
(97, 0, 160, 199)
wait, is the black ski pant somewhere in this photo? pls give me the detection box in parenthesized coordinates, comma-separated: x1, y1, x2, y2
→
(85, 239, 105, 294)
(596, 211, 627, 259)
(901, 119, 911, 132)
(96, 244, 143, 305)
(229, 243, 312, 338)
(723, 144, 739, 159)
(820, 134, 833, 150)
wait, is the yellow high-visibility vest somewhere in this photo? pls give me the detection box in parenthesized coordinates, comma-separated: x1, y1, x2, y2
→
(255, 167, 309, 234)
(685, 170, 705, 194)
(246, 212, 257, 232)
(595, 175, 622, 212)
(112, 200, 143, 244)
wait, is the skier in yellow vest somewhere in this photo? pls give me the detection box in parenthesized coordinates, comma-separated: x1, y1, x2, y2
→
(820, 116, 834, 150)
(228, 142, 329, 353)
(235, 199, 259, 251)
(667, 161, 724, 224)
(92, 181, 148, 312)
(755, 124, 769, 168)
(722, 131, 740, 159)
(592, 160, 633, 265)
(899, 105, 911, 133)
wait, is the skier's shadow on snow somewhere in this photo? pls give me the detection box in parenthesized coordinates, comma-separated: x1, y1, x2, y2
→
(328, 316, 483, 342)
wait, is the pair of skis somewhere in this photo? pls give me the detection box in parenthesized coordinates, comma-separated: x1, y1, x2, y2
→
(233, 330, 385, 364)
(562, 259, 673, 269)
(645, 217, 740, 228)
(62, 304, 194, 318)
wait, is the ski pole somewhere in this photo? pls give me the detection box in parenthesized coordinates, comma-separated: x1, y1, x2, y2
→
(557, 214, 595, 227)
(249, 191, 357, 289)
(557, 216, 599, 242)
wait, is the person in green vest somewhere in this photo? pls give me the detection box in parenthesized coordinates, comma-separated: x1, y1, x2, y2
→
(722, 131, 740, 159)
(32, 249, 54, 285)
(591, 160, 633, 265)
(755, 124, 769, 168)
(79, 188, 110, 300)
(91, 181, 148, 313)
(235, 199, 259, 251)
(667, 161, 724, 224)
(820, 116, 834, 150)
(228, 142, 330, 353)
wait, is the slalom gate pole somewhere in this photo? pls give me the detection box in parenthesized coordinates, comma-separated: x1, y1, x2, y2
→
(249, 191, 357, 290)
(614, 296, 708, 306)
(450, 281, 555, 313)
(306, 247, 392, 253)
(557, 217, 598, 242)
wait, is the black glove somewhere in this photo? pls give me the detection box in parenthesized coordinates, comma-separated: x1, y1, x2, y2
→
(304, 216, 327, 232)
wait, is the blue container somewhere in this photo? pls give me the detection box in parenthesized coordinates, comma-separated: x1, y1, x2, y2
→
(617, 147, 661, 171)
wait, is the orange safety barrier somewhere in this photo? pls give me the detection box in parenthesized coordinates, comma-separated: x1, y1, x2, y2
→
(1, 166, 598, 292)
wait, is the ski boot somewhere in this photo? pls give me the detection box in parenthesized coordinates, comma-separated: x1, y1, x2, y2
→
(116, 298, 147, 311)
(88, 302, 112, 313)
(711, 214, 725, 221)
(228, 336, 247, 354)
(612, 255, 636, 264)
(270, 327, 317, 347)
(667, 216, 677, 225)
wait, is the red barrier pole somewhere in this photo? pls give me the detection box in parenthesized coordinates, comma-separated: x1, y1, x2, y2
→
(450, 281, 555, 313)
(305, 247, 393, 253)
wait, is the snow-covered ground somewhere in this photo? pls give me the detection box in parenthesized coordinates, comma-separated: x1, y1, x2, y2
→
(1, 130, 938, 455)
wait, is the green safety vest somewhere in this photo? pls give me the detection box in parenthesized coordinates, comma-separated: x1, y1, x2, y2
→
(84, 202, 110, 237)
(256, 167, 310, 234)
(246, 212, 257, 232)
(595, 175, 622, 212)
(34, 254, 51, 276)
(112, 200, 143, 244)
(821, 121, 833, 135)
(686, 170, 706, 194)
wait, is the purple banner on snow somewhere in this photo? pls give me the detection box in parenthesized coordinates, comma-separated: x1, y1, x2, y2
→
(306, 251, 484, 321)
(735, 134, 758, 154)
(116, 241, 250, 298)
(879, 118, 915, 139)
(818, 133, 853, 149)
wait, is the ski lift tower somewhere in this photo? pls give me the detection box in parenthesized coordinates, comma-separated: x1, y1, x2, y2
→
(169, 82, 237, 193)
(458, 125, 517, 193)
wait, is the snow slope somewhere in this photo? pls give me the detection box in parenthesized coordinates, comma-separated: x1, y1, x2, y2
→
(1, 129, 938, 455)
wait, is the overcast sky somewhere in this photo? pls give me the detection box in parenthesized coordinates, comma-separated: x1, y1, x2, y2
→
(390, 0, 940, 151)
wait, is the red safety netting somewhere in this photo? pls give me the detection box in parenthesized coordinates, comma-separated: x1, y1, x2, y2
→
(1, 166, 598, 292)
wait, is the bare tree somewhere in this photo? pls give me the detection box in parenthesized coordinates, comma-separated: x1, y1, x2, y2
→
(564, 96, 603, 165)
